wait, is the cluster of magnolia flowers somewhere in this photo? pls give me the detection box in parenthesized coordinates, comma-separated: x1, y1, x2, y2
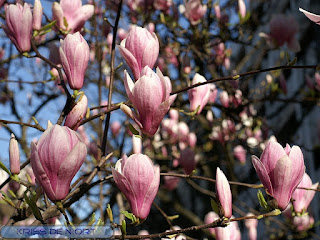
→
(7, 123, 318, 234)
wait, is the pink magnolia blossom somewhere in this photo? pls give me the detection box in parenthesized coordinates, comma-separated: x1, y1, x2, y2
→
(184, 0, 207, 25)
(293, 214, 314, 232)
(9, 133, 20, 175)
(111, 121, 121, 136)
(138, 230, 150, 240)
(238, 0, 246, 19)
(188, 73, 211, 114)
(33, 0, 43, 30)
(132, 135, 142, 154)
(164, 46, 179, 67)
(188, 132, 197, 148)
(204, 211, 219, 235)
(117, 28, 128, 42)
(233, 145, 246, 164)
(252, 141, 305, 210)
(30, 125, 87, 201)
(118, 27, 159, 80)
(124, 67, 176, 136)
(3, 3, 32, 53)
(154, 0, 172, 13)
(299, 8, 320, 25)
(64, 94, 88, 130)
(216, 167, 232, 218)
(208, 84, 218, 103)
(178, 148, 196, 174)
(232, 89, 242, 107)
(112, 154, 160, 219)
(245, 213, 258, 240)
(219, 90, 229, 108)
(126, 0, 145, 11)
(59, 32, 90, 90)
(267, 14, 300, 52)
(214, 3, 221, 20)
(52, 0, 94, 33)
(176, 122, 190, 142)
(169, 109, 179, 123)
(291, 173, 318, 213)
(215, 218, 241, 240)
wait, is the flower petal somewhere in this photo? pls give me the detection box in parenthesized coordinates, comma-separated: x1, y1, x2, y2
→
(252, 155, 273, 195)
(259, 141, 286, 174)
(299, 8, 320, 25)
(30, 142, 56, 201)
(55, 141, 87, 200)
(139, 165, 160, 219)
(118, 45, 141, 80)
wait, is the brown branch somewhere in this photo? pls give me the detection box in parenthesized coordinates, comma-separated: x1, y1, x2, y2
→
(0, 119, 45, 132)
(101, 0, 123, 157)
(171, 64, 318, 95)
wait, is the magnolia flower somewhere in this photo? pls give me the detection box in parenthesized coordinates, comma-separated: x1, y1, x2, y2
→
(132, 135, 142, 154)
(261, 14, 300, 52)
(293, 214, 314, 232)
(252, 141, 305, 210)
(216, 167, 232, 218)
(123, 67, 176, 136)
(9, 134, 20, 175)
(30, 125, 87, 201)
(238, 0, 246, 19)
(33, 0, 43, 30)
(178, 149, 196, 174)
(204, 211, 219, 235)
(59, 32, 90, 90)
(245, 213, 258, 240)
(184, 0, 207, 25)
(291, 173, 318, 213)
(64, 94, 88, 130)
(3, 3, 32, 53)
(233, 145, 246, 164)
(111, 121, 121, 136)
(215, 218, 241, 240)
(118, 27, 159, 80)
(188, 73, 211, 114)
(52, 0, 94, 33)
(112, 154, 160, 219)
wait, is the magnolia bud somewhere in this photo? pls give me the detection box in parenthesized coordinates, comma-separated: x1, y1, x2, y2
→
(9, 134, 20, 174)
(33, 0, 43, 30)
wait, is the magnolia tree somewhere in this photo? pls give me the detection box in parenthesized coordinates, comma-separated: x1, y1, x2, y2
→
(0, 0, 320, 239)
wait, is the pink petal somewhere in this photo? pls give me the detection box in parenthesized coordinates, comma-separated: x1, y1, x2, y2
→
(299, 8, 320, 25)
(216, 167, 232, 218)
(68, 5, 94, 33)
(269, 155, 293, 210)
(112, 168, 137, 211)
(122, 154, 155, 213)
(141, 35, 159, 70)
(259, 141, 286, 174)
(55, 141, 87, 200)
(139, 165, 160, 219)
(123, 70, 135, 101)
(132, 75, 163, 132)
(252, 155, 273, 195)
(30, 143, 56, 201)
(146, 99, 171, 136)
(118, 45, 141, 80)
